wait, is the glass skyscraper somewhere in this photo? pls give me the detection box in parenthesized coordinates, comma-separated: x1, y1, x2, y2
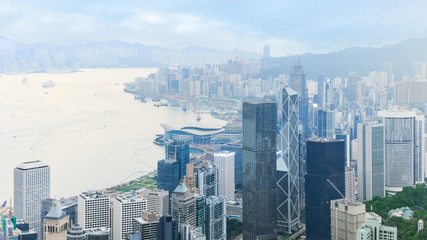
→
(166, 141, 190, 180)
(290, 59, 310, 141)
(277, 86, 300, 234)
(305, 138, 345, 240)
(242, 101, 277, 240)
(157, 158, 180, 193)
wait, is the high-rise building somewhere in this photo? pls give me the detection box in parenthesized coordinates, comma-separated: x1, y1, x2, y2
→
(14, 160, 50, 237)
(305, 138, 345, 240)
(197, 165, 218, 198)
(77, 191, 110, 229)
(214, 151, 235, 201)
(242, 101, 277, 240)
(357, 122, 385, 201)
(356, 212, 397, 240)
(221, 142, 243, 190)
(377, 110, 425, 193)
(142, 189, 169, 217)
(133, 211, 159, 240)
(330, 199, 366, 240)
(112, 193, 147, 240)
(184, 163, 198, 193)
(317, 109, 336, 138)
(41, 198, 56, 240)
(43, 202, 70, 240)
(317, 74, 326, 109)
(277, 86, 300, 234)
(204, 196, 226, 240)
(157, 216, 174, 240)
(170, 183, 198, 228)
(157, 158, 180, 193)
(345, 167, 356, 202)
(290, 59, 309, 140)
(67, 224, 87, 240)
(166, 141, 190, 180)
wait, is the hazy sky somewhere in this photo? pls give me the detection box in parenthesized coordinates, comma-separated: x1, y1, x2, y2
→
(1, 0, 427, 56)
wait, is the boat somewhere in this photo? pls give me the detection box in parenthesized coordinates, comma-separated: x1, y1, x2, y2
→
(42, 80, 55, 88)
(152, 96, 161, 102)
(196, 114, 201, 121)
(160, 102, 168, 106)
(154, 103, 161, 107)
(183, 105, 187, 112)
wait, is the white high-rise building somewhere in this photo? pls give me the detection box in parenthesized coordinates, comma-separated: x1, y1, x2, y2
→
(377, 110, 425, 193)
(214, 151, 235, 201)
(77, 191, 110, 230)
(112, 193, 147, 240)
(357, 122, 385, 201)
(345, 167, 356, 202)
(142, 189, 169, 216)
(14, 160, 50, 237)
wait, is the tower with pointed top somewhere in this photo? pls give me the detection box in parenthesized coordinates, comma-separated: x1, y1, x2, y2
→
(277, 86, 300, 234)
(43, 202, 70, 240)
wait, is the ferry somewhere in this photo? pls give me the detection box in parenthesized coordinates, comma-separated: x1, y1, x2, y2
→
(42, 80, 55, 88)
(183, 105, 187, 112)
(152, 96, 161, 102)
(196, 114, 201, 121)
(160, 102, 168, 106)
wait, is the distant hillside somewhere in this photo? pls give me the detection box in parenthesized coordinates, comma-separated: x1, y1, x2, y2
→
(0, 36, 261, 72)
(259, 38, 427, 80)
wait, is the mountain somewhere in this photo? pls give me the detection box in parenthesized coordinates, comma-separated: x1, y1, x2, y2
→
(259, 37, 427, 80)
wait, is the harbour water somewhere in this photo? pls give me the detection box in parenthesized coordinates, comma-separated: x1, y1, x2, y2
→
(0, 68, 225, 199)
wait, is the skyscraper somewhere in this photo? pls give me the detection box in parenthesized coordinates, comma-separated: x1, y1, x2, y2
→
(14, 160, 50, 237)
(305, 138, 345, 240)
(290, 59, 309, 140)
(377, 110, 425, 193)
(330, 199, 365, 240)
(345, 167, 356, 202)
(277, 86, 300, 234)
(112, 193, 147, 240)
(77, 191, 110, 229)
(43, 202, 69, 240)
(242, 101, 277, 240)
(197, 165, 218, 198)
(143, 189, 169, 217)
(157, 158, 180, 193)
(317, 109, 335, 138)
(214, 151, 235, 201)
(166, 141, 190, 180)
(357, 122, 385, 201)
(221, 142, 243, 190)
(205, 196, 226, 240)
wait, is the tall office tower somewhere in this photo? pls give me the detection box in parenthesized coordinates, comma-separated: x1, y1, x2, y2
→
(204, 196, 226, 240)
(263, 45, 270, 58)
(356, 212, 397, 240)
(317, 73, 326, 108)
(112, 193, 147, 240)
(14, 160, 50, 237)
(221, 142, 243, 190)
(166, 141, 190, 180)
(170, 183, 199, 228)
(305, 138, 345, 240)
(142, 189, 169, 216)
(67, 224, 87, 240)
(317, 109, 335, 138)
(43, 202, 69, 240)
(277, 86, 300, 234)
(330, 199, 366, 240)
(197, 165, 218, 198)
(157, 158, 180, 193)
(41, 198, 56, 240)
(345, 167, 356, 202)
(290, 59, 309, 141)
(180, 225, 206, 240)
(346, 73, 362, 103)
(184, 163, 197, 192)
(157, 216, 174, 240)
(357, 122, 385, 201)
(213, 151, 235, 201)
(133, 211, 159, 240)
(77, 191, 110, 229)
(242, 101, 277, 240)
(377, 110, 425, 193)
(335, 131, 351, 167)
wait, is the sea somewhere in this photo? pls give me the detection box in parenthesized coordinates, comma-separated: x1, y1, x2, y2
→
(0, 68, 225, 200)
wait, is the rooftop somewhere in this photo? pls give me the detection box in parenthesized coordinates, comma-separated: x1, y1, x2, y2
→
(161, 123, 225, 136)
(16, 160, 49, 170)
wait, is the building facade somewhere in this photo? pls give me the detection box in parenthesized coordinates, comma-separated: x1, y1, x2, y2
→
(277, 86, 300, 234)
(142, 189, 169, 217)
(330, 199, 366, 240)
(213, 151, 235, 201)
(43, 203, 69, 240)
(356, 212, 397, 240)
(305, 138, 345, 240)
(112, 194, 147, 240)
(357, 122, 385, 201)
(242, 101, 277, 240)
(204, 196, 226, 240)
(14, 160, 50, 239)
(77, 191, 110, 229)
(157, 158, 180, 193)
(197, 165, 218, 198)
